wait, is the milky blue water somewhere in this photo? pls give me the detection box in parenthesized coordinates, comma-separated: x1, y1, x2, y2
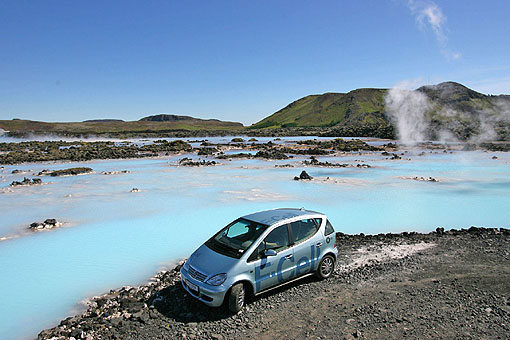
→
(1, 143, 509, 339)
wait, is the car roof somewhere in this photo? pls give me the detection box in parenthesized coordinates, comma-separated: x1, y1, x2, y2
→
(242, 208, 323, 226)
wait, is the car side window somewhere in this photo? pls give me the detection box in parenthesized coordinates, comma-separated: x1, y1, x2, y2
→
(247, 242, 265, 262)
(263, 225, 290, 252)
(247, 225, 290, 262)
(324, 219, 335, 236)
(290, 219, 318, 244)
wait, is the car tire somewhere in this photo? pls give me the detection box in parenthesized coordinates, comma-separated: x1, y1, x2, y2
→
(228, 283, 245, 314)
(315, 255, 335, 279)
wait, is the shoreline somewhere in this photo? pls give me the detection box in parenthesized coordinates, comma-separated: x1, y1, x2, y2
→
(1, 136, 509, 166)
(38, 226, 510, 340)
(1, 145, 507, 168)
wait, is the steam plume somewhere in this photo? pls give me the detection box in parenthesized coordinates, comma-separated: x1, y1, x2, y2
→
(384, 81, 431, 146)
(385, 81, 510, 145)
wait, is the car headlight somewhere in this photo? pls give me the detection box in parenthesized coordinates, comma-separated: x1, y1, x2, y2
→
(206, 273, 227, 286)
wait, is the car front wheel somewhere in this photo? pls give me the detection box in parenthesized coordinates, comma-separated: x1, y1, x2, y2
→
(316, 255, 335, 279)
(228, 283, 245, 313)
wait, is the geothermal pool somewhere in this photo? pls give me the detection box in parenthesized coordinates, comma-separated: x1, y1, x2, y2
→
(1, 140, 509, 339)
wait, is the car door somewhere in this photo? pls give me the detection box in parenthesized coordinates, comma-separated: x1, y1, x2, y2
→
(289, 218, 325, 277)
(248, 224, 294, 293)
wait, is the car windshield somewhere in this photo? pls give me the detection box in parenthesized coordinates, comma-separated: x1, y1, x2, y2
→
(206, 218, 268, 259)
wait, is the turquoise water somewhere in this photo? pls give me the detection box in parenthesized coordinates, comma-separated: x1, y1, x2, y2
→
(1, 147, 509, 339)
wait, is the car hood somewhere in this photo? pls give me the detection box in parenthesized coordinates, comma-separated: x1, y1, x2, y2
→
(187, 244, 239, 278)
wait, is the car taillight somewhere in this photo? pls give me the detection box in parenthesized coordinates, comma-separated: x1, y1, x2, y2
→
(334, 235, 337, 248)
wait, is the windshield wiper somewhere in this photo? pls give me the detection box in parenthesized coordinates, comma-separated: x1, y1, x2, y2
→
(209, 239, 240, 257)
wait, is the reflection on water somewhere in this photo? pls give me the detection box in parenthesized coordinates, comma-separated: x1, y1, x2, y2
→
(0, 147, 509, 339)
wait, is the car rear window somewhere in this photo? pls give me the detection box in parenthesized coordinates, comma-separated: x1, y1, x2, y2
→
(324, 219, 335, 236)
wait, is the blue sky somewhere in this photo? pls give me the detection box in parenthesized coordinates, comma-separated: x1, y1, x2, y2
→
(1, 0, 509, 125)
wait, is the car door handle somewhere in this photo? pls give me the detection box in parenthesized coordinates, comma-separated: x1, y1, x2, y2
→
(316, 242, 323, 247)
(285, 254, 293, 259)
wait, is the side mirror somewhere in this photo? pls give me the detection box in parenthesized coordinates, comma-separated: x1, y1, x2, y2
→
(264, 249, 277, 257)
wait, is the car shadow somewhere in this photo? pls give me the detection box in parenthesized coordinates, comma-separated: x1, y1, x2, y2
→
(148, 281, 231, 323)
(148, 274, 319, 323)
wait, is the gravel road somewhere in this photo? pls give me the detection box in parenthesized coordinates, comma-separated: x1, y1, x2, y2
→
(39, 227, 510, 340)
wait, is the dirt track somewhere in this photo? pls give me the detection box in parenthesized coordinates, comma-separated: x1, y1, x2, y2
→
(243, 231, 509, 340)
(39, 228, 510, 340)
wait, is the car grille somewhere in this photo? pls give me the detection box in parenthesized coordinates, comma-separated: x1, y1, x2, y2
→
(188, 266, 207, 282)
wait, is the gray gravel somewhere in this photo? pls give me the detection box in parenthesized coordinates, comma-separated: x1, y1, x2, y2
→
(38, 227, 510, 340)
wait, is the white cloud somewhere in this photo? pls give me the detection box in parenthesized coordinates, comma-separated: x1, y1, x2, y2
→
(406, 0, 461, 60)
(416, 2, 446, 42)
(442, 49, 461, 61)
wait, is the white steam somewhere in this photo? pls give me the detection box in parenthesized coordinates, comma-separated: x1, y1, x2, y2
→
(494, 98, 510, 122)
(468, 113, 497, 144)
(384, 81, 432, 146)
(435, 104, 499, 144)
(385, 81, 510, 145)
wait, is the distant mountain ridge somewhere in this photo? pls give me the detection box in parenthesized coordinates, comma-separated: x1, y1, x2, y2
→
(139, 114, 240, 125)
(83, 119, 124, 122)
(0, 114, 243, 137)
(140, 114, 194, 122)
(251, 81, 510, 140)
(1, 82, 509, 140)
(416, 82, 510, 140)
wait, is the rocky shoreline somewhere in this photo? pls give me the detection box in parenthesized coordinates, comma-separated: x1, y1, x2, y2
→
(38, 227, 509, 340)
(2, 137, 507, 166)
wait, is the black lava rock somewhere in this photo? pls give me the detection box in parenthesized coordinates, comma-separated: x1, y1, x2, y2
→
(294, 170, 312, 180)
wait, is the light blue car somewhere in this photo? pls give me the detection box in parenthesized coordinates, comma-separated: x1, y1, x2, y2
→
(180, 208, 338, 313)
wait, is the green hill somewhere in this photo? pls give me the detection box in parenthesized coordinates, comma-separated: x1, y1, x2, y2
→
(417, 81, 503, 117)
(251, 88, 387, 129)
(251, 82, 510, 140)
(139, 114, 237, 125)
(416, 82, 510, 140)
(0, 115, 244, 137)
(2, 82, 509, 140)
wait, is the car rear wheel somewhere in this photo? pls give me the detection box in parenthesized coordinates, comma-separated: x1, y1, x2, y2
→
(316, 255, 335, 279)
(228, 283, 245, 314)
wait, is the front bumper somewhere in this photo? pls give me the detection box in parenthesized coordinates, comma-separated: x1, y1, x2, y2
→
(180, 266, 228, 307)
